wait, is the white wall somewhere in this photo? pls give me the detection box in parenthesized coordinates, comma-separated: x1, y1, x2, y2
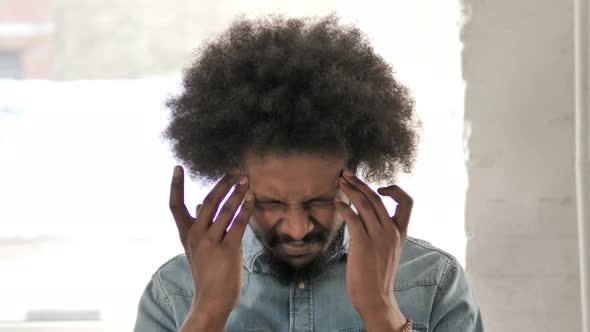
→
(462, 0, 580, 330)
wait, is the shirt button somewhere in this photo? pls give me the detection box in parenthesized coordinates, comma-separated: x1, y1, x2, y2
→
(298, 281, 305, 289)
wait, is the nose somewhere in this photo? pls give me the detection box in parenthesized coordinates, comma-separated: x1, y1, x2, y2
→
(277, 205, 314, 242)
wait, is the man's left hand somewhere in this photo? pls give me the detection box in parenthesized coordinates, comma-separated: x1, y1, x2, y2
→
(334, 169, 413, 322)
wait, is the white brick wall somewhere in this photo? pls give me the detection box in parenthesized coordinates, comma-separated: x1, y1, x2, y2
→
(462, 0, 580, 330)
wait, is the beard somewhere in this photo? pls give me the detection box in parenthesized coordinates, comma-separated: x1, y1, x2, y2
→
(251, 220, 346, 286)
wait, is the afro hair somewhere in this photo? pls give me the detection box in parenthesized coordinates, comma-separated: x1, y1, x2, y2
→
(163, 13, 421, 185)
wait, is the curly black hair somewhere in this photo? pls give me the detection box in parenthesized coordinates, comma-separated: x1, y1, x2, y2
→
(163, 13, 420, 185)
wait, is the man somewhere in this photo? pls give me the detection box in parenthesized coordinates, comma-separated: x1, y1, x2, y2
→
(134, 13, 484, 332)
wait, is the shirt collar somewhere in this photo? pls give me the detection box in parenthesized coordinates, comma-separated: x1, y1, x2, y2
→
(242, 222, 351, 273)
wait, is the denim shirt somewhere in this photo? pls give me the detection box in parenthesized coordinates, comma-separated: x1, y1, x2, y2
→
(134, 224, 484, 332)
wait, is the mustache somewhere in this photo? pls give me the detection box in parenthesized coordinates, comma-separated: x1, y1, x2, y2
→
(266, 218, 329, 248)
(268, 231, 328, 247)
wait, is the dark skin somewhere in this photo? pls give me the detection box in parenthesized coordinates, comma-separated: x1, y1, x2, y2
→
(243, 151, 348, 271)
(169, 152, 413, 332)
(169, 167, 253, 331)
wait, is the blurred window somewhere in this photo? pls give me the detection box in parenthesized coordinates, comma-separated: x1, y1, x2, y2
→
(0, 51, 20, 78)
(0, 1, 465, 331)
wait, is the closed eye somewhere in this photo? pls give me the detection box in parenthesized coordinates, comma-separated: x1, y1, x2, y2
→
(305, 199, 333, 206)
(255, 200, 284, 208)
(254, 198, 335, 210)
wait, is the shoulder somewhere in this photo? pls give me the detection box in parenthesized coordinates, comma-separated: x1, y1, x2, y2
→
(395, 236, 461, 291)
(404, 236, 458, 262)
(401, 237, 484, 329)
(150, 254, 194, 299)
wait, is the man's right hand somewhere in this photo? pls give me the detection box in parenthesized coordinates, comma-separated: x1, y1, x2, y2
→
(168, 165, 254, 329)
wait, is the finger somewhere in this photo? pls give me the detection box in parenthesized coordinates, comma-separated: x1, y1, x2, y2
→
(196, 171, 241, 231)
(338, 175, 382, 238)
(169, 166, 192, 247)
(342, 169, 393, 231)
(377, 185, 414, 236)
(223, 189, 255, 245)
(196, 204, 202, 218)
(334, 197, 369, 241)
(209, 176, 249, 241)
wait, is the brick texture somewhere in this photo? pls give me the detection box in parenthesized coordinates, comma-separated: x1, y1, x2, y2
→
(462, 0, 581, 330)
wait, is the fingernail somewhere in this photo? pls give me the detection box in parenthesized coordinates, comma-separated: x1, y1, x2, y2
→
(334, 197, 342, 203)
(174, 166, 181, 176)
(239, 176, 248, 185)
(343, 169, 354, 178)
(245, 190, 254, 201)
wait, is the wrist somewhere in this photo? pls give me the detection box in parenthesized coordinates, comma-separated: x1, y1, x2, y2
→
(358, 299, 408, 332)
(180, 303, 230, 332)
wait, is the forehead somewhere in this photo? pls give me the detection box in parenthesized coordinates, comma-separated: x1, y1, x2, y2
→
(242, 151, 346, 201)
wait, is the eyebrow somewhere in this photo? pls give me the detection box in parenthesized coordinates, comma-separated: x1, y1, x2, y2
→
(254, 191, 338, 203)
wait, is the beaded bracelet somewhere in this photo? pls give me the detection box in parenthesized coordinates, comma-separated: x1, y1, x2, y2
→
(401, 317, 414, 332)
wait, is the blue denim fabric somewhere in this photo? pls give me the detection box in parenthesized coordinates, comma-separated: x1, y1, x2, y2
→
(134, 224, 484, 331)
